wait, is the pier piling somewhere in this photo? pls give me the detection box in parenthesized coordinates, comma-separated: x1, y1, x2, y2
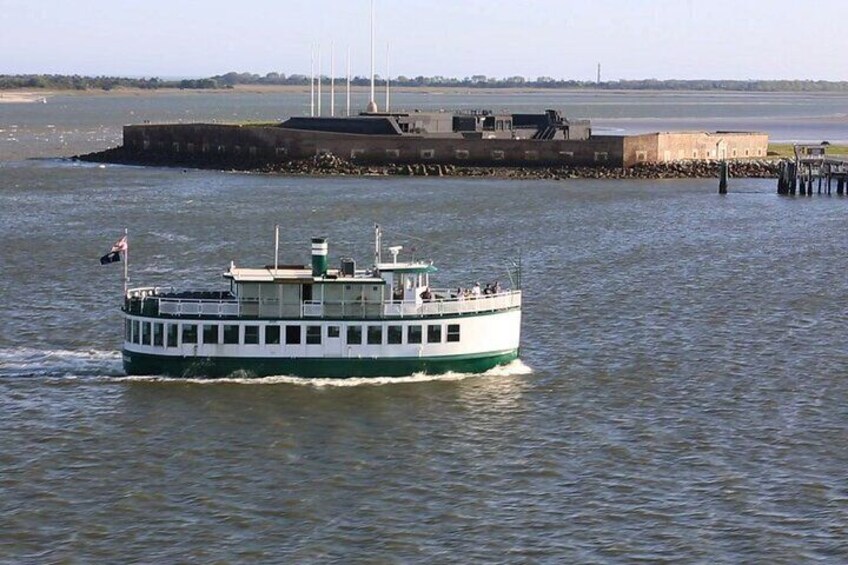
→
(719, 161, 728, 194)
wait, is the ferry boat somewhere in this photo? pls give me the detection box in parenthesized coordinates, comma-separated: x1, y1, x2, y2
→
(121, 226, 521, 378)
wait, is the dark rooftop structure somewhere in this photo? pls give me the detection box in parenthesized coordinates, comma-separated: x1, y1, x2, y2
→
(280, 109, 591, 141)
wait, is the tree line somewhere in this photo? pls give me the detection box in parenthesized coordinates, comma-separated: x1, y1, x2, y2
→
(3, 72, 848, 92)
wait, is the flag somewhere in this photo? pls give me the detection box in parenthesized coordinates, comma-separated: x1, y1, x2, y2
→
(111, 235, 128, 253)
(100, 251, 121, 264)
(100, 235, 127, 265)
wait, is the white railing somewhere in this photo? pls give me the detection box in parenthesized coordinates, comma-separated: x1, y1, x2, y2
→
(129, 289, 521, 319)
(157, 298, 240, 317)
(383, 290, 521, 318)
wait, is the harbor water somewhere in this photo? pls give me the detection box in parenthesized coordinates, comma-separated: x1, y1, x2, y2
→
(1, 91, 847, 562)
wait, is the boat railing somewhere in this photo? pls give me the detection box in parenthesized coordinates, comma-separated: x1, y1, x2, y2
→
(158, 297, 240, 317)
(124, 289, 521, 319)
(383, 289, 522, 318)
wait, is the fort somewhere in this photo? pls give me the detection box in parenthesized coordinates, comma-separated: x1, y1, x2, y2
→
(83, 108, 769, 175)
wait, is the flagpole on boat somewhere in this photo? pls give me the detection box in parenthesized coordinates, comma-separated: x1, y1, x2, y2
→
(274, 224, 280, 272)
(123, 227, 129, 296)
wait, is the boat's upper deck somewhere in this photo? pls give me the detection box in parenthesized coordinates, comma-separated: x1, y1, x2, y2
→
(123, 228, 521, 320)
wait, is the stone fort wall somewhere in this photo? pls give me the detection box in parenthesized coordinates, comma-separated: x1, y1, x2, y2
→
(123, 124, 767, 168)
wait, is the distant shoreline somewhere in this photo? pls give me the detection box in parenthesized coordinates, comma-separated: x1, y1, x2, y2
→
(4, 84, 848, 103)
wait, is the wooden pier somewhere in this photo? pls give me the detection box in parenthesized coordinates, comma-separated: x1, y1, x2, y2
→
(777, 144, 848, 196)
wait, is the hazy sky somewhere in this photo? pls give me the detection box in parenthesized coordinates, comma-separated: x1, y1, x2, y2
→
(2, 0, 846, 80)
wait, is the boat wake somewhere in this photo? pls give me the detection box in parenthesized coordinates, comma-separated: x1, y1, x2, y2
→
(113, 359, 534, 387)
(0, 347, 122, 379)
(0, 347, 532, 386)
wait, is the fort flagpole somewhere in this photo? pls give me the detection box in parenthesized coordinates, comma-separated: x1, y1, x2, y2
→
(310, 45, 315, 117)
(317, 43, 322, 116)
(346, 45, 351, 116)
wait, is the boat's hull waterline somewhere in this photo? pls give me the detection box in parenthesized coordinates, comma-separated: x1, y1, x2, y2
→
(122, 348, 519, 379)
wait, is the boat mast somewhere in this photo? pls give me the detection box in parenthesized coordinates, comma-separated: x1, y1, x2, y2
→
(385, 43, 390, 113)
(274, 224, 280, 271)
(374, 224, 382, 266)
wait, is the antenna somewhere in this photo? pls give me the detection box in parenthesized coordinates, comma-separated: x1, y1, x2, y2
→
(346, 45, 351, 116)
(385, 42, 390, 113)
(310, 46, 315, 117)
(330, 41, 335, 117)
(317, 43, 322, 116)
(366, 0, 378, 113)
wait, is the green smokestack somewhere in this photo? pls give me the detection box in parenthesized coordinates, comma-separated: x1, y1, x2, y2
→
(311, 237, 328, 277)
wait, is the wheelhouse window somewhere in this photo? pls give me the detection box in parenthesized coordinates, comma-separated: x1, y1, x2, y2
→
(427, 324, 442, 343)
(407, 325, 422, 344)
(388, 325, 402, 344)
(142, 322, 151, 345)
(132, 320, 140, 344)
(203, 324, 219, 345)
(328, 325, 340, 338)
(244, 325, 259, 344)
(347, 325, 362, 345)
(182, 324, 198, 344)
(265, 325, 280, 345)
(367, 325, 383, 345)
(285, 325, 301, 345)
(306, 326, 321, 345)
(223, 325, 239, 344)
(447, 324, 461, 343)
(153, 323, 164, 347)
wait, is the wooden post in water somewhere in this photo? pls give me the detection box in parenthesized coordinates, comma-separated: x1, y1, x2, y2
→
(718, 161, 728, 194)
(789, 162, 797, 195)
(838, 178, 845, 196)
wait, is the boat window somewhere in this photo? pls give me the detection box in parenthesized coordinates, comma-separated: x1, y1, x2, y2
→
(328, 326, 340, 338)
(427, 324, 442, 343)
(244, 325, 260, 344)
(302, 284, 313, 302)
(285, 325, 301, 345)
(153, 323, 164, 347)
(447, 324, 460, 343)
(388, 325, 402, 345)
(407, 325, 422, 344)
(166, 324, 178, 348)
(182, 324, 198, 344)
(367, 325, 383, 345)
(142, 322, 152, 345)
(347, 325, 362, 345)
(203, 324, 219, 345)
(132, 320, 140, 344)
(223, 324, 239, 344)
(265, 325, 281, 345)
(125, 320, 132, 342)
(306, 326, 321, 345)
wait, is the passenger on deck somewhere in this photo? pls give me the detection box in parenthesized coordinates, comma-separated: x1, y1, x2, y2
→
(456, 287, 465, 301)
(420, 287, 433, 301)
(493, 281, 502, 294)
(471, 282, 481, 298)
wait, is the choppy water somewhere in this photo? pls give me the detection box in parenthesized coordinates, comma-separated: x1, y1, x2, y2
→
(2, 92, 848, 562)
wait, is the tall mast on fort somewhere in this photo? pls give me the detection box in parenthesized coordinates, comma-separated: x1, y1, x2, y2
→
(366, 0, 378, 113)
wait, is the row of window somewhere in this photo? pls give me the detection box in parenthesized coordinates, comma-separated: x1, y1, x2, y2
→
(126, 320, 461, 348)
